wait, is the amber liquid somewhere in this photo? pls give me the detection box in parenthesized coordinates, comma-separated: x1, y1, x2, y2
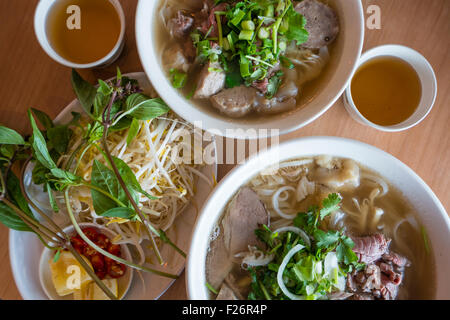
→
(351, 56, 422, 126)
(46, 0, 121, 64)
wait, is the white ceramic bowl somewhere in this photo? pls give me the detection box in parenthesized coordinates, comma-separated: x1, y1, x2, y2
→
(34, 0, 126, 68)
(186, 136, 450, 299)
(39, 223, 133, 300)
(136, 0, 364, 138)
(343, 45, 437, 132)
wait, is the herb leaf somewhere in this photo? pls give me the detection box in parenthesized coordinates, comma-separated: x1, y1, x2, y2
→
(71, 69, 97, 117)
(0, 126, 25, 145)
(28, 109, 57, 170)
(100, 207, 136, 220)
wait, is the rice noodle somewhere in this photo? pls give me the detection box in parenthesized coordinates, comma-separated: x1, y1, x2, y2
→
(272, 186, 297, 219)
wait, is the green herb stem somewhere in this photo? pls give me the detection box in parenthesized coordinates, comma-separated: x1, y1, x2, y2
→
(65, 188, 177, 279)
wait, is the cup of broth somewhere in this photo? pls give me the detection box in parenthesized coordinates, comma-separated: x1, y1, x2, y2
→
(34, 0, 125, 68)
(343, 45, 437, 132)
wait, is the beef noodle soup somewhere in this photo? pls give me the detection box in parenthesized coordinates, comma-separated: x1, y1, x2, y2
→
(205, 156, 435, 300)
(155, 0, 339, 118)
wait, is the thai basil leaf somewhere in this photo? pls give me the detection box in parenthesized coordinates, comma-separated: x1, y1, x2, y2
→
(0, 126, 25, 145)
(5, 170, 34, 217)
(125, 94, 169, 120)
(93, 91, 110, 119)
(28, 110, 57, 170)
(71, 69, 97, 116)
(112, 156, 157, 201)
(47, 125, 72, 154)
(0, 202, 33, 232)
(46, 182, 59, 213)
(90, 160, 128, 214)
(126, 118, 140, 146)
(97, 80, 113, 96)
(31, 108, 54, 130)
(100, 207, 136, 220)
(0, 144, 16, 159)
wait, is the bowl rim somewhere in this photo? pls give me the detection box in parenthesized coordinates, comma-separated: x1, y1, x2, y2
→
(135, 0, 365, 139)
(186, 136, 450, 299)
(343, 44, 438, 132)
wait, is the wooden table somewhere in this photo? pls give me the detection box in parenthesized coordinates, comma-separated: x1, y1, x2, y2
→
(0, 0, 448, 300)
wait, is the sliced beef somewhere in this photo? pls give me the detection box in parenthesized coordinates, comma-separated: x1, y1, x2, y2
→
(198, 3, 228, 37)
(205, 231, 233, 289)
(216, 283, 238, 300)
(168, 11, 194, 39)
(382, 252, 410, 268)
(352, 234, 390, 264)
(222, 187, 269, 256)
(345, 236, 410, 300)
(294, 0, 339, 49)
(194, 61, 226, 99)
(210, 86, 258, 118)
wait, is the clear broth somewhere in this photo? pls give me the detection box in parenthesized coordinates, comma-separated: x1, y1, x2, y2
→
(46, 0, 121, 64)
(351, 56, 422, 126)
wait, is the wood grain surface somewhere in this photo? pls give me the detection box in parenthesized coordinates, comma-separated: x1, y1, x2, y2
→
(0, 0, 448, 300)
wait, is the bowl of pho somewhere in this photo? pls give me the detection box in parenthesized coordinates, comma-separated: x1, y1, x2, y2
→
(187, 137, 449, 300)
(136, 0, 364, 138)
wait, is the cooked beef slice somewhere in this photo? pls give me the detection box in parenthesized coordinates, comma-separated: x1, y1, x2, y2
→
(205, 231, 234, 289)
(352, 233, 390, 263)
(194, 61, 226, 99)
(345, 235, 410, 300)
(222, 187, 269, 256)
(216, 283, 239, 300)
(294, 0, 339, 49)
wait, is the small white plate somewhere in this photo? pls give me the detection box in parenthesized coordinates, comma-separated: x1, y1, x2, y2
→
(39, 223, 134, 300)
(9, 72, 217, 300)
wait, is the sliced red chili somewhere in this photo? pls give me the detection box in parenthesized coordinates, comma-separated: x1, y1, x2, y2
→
(107, 262, 126, 278)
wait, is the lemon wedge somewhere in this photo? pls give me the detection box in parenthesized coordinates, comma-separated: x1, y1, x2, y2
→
(84, 279, 119, 300)
(48, 251, 92, 296)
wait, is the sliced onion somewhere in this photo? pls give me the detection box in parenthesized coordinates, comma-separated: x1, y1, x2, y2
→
(272, 186, 297, 219)
(273, 226, 311, 248)
(277, 244, 306, 300)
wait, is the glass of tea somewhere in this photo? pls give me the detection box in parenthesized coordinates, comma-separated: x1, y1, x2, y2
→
(34, 0, 125, 68)
(343, 45, 437, 132)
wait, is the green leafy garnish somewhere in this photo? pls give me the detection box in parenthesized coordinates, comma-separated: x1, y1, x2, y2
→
(248, 193, 363, 300)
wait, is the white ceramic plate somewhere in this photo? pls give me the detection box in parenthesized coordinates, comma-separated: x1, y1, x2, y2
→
(9, 72, 217, 300)
(136, 0, 364, 138)
(187, 136, 450, 299)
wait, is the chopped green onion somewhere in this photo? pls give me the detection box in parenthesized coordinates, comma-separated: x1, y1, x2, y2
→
(240, 56, 251, 77)
(258, 27, 270, 39)
(278, 41, 287, 52)
(215, 13, 223, 48)
(265, 5, 274, 18)
(239, 30, 254, 41)
(230, 9, 245, 26)
(223, 37, 231, 51)
(241, 20, 255, 31)
(169, 68, 187, 89)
